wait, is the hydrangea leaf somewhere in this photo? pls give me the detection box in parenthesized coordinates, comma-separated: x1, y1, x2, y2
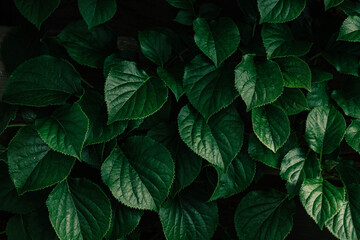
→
(346, 119, 360, 153)
(78, 0, 117, 29)
(331, 79, 360, 118)
(307, 82, 330, 108)
(157, 66, 184, 101)
(324, 0, 344, 10)
(274, 88, 309, 115)
(165, 0, 195, 10)
(257, 0, 306, 23)
(338, 16, 360, 42)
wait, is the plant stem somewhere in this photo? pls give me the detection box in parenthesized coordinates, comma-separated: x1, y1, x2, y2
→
(309, 52, 322, 61)
(7, 123, 27, 128)
(81, 78, 95, 89)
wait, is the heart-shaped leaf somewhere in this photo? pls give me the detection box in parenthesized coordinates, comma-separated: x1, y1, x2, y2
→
(78, 0, 117, 29)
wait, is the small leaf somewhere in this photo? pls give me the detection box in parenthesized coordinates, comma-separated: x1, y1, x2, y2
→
(305, 106, 346, 154)
(78, 0, 117, 29)
(101, 136, 174, 211)
(165, 0, 195, 10)
(257, 0, 306, 23)
(332, 78, 360, 118)
(193, 17, 240, 67)
(8, 126, 75, 194)
(311, 69, 333, 83)
(234, 54, 284, 111)
(346, 119, 360, 153)
(35, 103, 89, 159)
(338, 16, 360, 42)
(209, 152, 255, 201)
(138, 30, 172, 66)
(183, 55, 238, 120)
(105, 61, 168, 123)
(262, 23, 312, 59)
(174, 10, 195, 25)
(79, 90, 128, 145)
(274, 88, 309, 115)
(46, 178, 112, 240)
(307, 82, 330, 108)
(234, 189, 296, 240)
(178, 105, 244, 170)
(13, 0, 60, 29)
(252, 105, 290, 152)
(157, 66, 184, 101)
(324, 0, 344, 11)
(58, 21, 117, 68)
(3, 55, 82, 107)
(300, 178, 345, 229)
(159, 189, 219, 240)
(275, 56, 311, 90)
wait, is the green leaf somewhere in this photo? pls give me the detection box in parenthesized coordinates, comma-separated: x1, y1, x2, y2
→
(183, 55, 238, 120)
(234, 189, 296, 240)
(324, 0, 344, 11)
(2, 55, 82, 107)
(81, 143, 105, 169)
(78, 0, 117, 29)
(311, 69, 333, 83)
(338, 16, 360, 42)
(8, 126, 75, 194)
(138, 30, 172, 66)
(332, 79, 360, 118)
(159, 189, 219, 240)
(305, 106, 346, 154)
(275, 56, 311, 90)
(209, 152, 255, 201)
(58, 21, 117, 68)
(307, 82, 330, 108)
(262, 23, 312, 59)
(326, 184, 360, 240)
(147, 122, 202, 195)
(105, 61, 168, 123)
(13, 0, 60, 29)
(234, 54, 284, 111)
(101, 136, 174, 211)
(257, 0, 306, 23)
(0, 103, 17, 134)
(252, 105, 290, 152)
(35, 103, 89, 159)
(193, 17, 240, 67)
(274, 88, 309, 115)
(157, 66, 184, 101)
(79, 90, 128, 145)
(165, 0, 195, 10)
(248, 132, 298, 169)
(46, 178, 112, 240)
(336, 160, 360, 187)
(174, 10, 195, 25)
(0, 161, 47, 214)
(346, 119, 360, 153)
(106, 203, 143, 240)
(178, 105, 244, 170)
(6, 208, 57, 240)
(340, 1, 360, 16)
(300, 178, 345, 229)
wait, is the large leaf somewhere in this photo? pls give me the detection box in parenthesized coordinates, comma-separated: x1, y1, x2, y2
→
(273, 88, 309, 115)
(275, 56, 311, 90)
(13, 0, 60, 29)
(159, 189, 219, 240)
(8, 126, 75, 194)
(262, 23, 312, 59)
(101, 136, 174, 211)
(138, 30, 172, 66)
(2, 55, 82, 107)
(338, 16, 360, 42)
(305, 106, 346, 154)
(79, 90, 128, 145)
(193, 17, 240, 67)
(105, 61, 168, 123)
(346, 119, 360, 153)
(234, 189, 296, 240)
(234, 54, 284, 111)
(332, 78, 360, 118)
(178, 105, 244, 170)
(252, 105, 290, 152)
(299, 178, 345, 229)
(183, 55, 238, 120)
(147, 122, 202, 195)
(157, 65, 184, 101)
(35, 103, 89, 159)
(326, 184, 360, 240)
(209, 152, 255, 201)
(325, 0, 344, 10)
(0, 103, 17, 134)
(78, 0, 117, 29)
(58, 21, 117, 68)
(257, 0, 306, 23)
(46, 178, 112, 240)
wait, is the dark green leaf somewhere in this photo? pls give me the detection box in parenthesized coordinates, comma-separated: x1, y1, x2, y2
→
(346, 119, 360, 153)
(193, 17, 240, 67)
(0, 103, 17, 134)
(105, 61, 168, 123)
(274, 88, 309, 115)
(101, 136, 174, 211)
(234, 189, 296, 240)
(46, 178, 112, 240)
(157, 66, 184, 101)
(3, 55, 82, 107)
(78, 0, 117, 29)
(336, 160, 360, 187)
(35, 103, 89, 159)
(332, 79, 360, 118)
(138, 30, 172, 65)
(325, 0, 344, 10)
(338, 16, 360, 42)
(235, 54, 284, 111)
(257, 0, 306, 23)
(307, 82, 330, 108)
(305, 106, 346, 154)
(311, 69, 333, 83)
(340, 1, 360, 16)
(174, 10, 195, 25)
(183, 55, 238, 120)
(165, 0, 195, 10)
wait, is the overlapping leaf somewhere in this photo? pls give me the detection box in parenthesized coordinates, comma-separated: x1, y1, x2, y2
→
(78, 0, 117, 29)
(274, 88, 309, 115)
(332, 78, 360, 118)
(257, 0, 306, 23)
(346, 119, 360, 153)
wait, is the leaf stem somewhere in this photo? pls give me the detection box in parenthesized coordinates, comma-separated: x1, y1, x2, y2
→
(81, 78, 95, 89)
(309, 52, 322, 61)
(7, 123, 27, 128)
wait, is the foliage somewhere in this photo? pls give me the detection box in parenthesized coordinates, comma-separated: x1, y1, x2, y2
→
(0, 0, 360, 239)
